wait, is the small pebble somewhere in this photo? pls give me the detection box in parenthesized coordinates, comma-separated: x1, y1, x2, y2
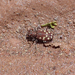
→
(7, 24, 11, 28)
(5, 24, 12, 28)
(68, 20, 72, 24)
(59, 53, 63, 55)
(66, 24, 69, 27)
(9, 62, 12, 65)
(2, 29, 6, 33)
(54, 16, 58, 21)
(34, 22, 36, 25)
(16, 26, 21, 33)
(32, 8, 35, 10)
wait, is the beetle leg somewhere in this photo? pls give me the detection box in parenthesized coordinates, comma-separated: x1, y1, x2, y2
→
(34, 39, 39, 51)
(26, 41, 33, 50)
(37, 25, 41, 29)
(32, 38, 36, 42)
(36, 25, 41, 31)
(26, 37, 35, 50)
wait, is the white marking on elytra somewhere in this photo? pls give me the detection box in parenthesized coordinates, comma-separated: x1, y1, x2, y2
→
(44, 30, 46, 32)
(46, 32, 48, 34)
(51, 36, 53, 39)
(47, 37, 50, 40)
(46, 35, 48, 37)
(39, 37, 41, 39)
(43, 37, 45, 40)
(49, 31, 50, 33)
(51, 34, 52, 35)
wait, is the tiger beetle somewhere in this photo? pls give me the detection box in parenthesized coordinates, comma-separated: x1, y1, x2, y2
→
(26, 21, 57, 48)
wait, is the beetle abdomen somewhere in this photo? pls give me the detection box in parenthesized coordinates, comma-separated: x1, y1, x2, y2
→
(36, 30, 53, 42)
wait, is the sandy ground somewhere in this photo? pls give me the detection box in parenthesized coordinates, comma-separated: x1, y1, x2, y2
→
(0, 0, 75, 75)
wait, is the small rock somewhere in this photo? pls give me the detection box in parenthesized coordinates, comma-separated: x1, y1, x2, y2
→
(5, 24, 12, 29)
(2, 29, 6, 33)
(54, 16, 58, 21)
(16, 26, 21, 33)
(66, 24, 70, 27)
(9, 62, 12, 65)
(68, 20, 72, 24)
(34, 22, 36, 25)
